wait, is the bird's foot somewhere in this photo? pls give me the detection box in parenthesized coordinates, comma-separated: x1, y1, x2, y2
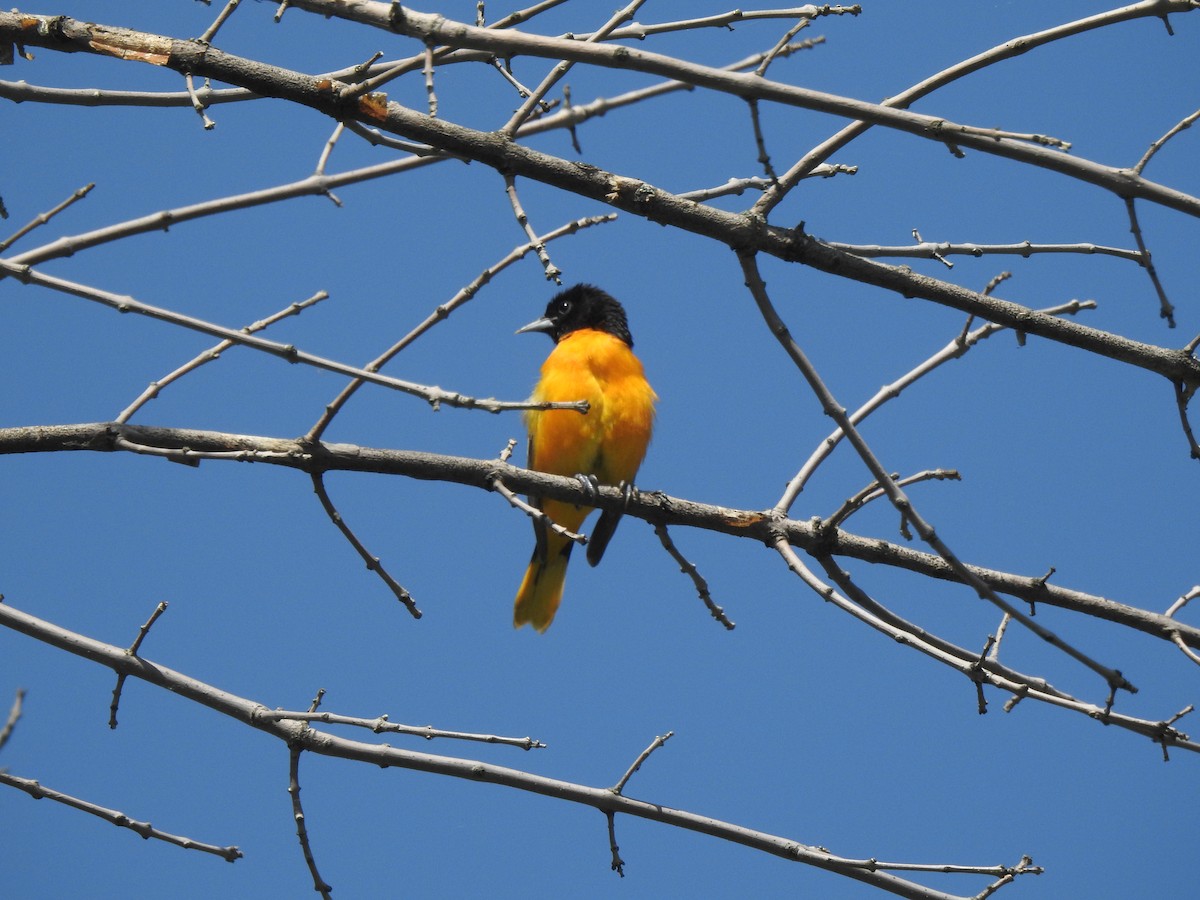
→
(617, 480, 637, 510)
(574, 472, 601, 503)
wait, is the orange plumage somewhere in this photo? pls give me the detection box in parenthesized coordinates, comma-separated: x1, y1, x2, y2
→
(513, 285, 656, 631)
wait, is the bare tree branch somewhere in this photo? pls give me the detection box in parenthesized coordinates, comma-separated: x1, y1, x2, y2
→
(5, 13, 1195, 396)
(0, 257, 584, 415)
(738, 251, 1135, 697)
(2, 5, 1198, 895)
(0, 599, 1033, 900)
(0, 422, 1195, 659)
(0, 771, 243, 861)
(753, 0, 1200, 215)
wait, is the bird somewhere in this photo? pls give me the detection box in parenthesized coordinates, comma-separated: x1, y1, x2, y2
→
(512, 284, 657, 632)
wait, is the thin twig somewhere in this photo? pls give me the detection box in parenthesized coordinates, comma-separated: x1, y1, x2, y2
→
(1174, 379, 1200, 460)
(502, 173, 561, 282)
(612, 731, 673, 795)
(606, 811, 625, 876)
(423, 40, 438, 116)
(489, 436, 589, 543)
(777, 297, 1095, 513)
(490, 0, 573, 30)
(184, 73, 216, 129)
(304, 213, 612, 442)
(265, 708, 546, 750)
(108, 602, 169, 729)
(678, 167, 853, 202)
(289, 745, 332, 898)
(341, 119, 445, 155)
(823, 469, 961, 531)
(793, 547, 1189, 755)
(5, 158, 440, 269)
(500, 0, 646, 137)
(1169, 632, 1200, 667)
(967, 856, 1039, 899)
(514, 37, 825, 144)
(753, 15, 811, 76)
(491, 475, 588, 543)
(1, 258, 579, 415)
(0, 79, 248, 106)
(579, 5, 859, 41)
(340, 47, 454, 100)
(835, 855, 1041, 879)
(988, 613, 1013, 663)
(653, 523, 734, 629)
(342, 0, 573, 100)
(112, 435, 304, 466)
(1133, 106, 1200, 174)
(115, 291, 329, 424)
(489, 56, 539, 102)
(0, 183, 94, 253)
(0, 770, 243, 861)
(680, 175, 774, 202)
(313, 123, 345, 206)
(1164, 585, 1200, 619)
(827, 238, 1142, 264)
(198, 0, 241, 44)
(310, 473, 422, 619)
(747, 99, 779, 186)
(1124, 199, 1175, 326)
(0, 688, 25, 755)
(981, 271, 1012, 297)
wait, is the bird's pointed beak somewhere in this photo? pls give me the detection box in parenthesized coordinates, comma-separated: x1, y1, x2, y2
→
(515, 316, 555, 336)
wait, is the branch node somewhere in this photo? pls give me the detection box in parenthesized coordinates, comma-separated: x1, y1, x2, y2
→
(109, 601, 169, 729)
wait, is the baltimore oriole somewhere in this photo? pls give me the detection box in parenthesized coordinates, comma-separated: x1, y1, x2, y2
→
(513, 284, 657, 631)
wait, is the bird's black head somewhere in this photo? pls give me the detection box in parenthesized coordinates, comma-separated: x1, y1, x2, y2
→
(516, 284, 634, 347)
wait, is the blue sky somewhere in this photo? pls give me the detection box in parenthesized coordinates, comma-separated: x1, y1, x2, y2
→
(3, 2, 1199, 898)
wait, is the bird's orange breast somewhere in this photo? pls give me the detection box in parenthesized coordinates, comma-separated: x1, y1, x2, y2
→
(526, 328, 656, 487)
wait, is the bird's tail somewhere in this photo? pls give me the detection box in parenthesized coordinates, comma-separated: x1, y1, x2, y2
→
(513, 538, 573, 632)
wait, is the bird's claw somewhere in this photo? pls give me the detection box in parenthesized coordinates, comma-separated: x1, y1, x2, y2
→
(618, 480, 636, 510)
(574, 472, 601, 503)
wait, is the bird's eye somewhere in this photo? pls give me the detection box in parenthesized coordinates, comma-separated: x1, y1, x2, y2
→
(558, 300, 572, 315)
